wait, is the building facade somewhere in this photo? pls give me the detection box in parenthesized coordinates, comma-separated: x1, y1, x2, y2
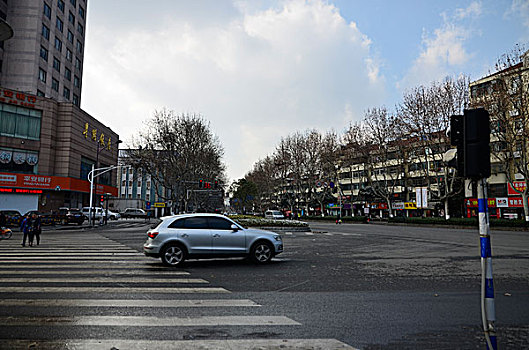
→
(0, 87, 119, 214)
(0, 0, 86, 106)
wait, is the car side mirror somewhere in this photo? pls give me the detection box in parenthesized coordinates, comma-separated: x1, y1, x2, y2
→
(231, 224, 239, 232)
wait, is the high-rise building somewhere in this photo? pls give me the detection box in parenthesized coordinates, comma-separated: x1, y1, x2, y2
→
(0, 0, 87, 107)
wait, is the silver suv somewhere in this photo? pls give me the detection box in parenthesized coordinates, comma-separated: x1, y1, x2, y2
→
(143, 213, 283, 266)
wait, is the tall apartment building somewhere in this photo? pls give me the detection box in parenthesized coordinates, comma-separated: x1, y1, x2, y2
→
(0, 0, 87, 107)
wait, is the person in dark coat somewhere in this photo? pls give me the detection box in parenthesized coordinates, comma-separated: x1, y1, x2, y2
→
(31, 213, 42, 246)
(20, 215, 33, 247)
(0, 212, 6, 227)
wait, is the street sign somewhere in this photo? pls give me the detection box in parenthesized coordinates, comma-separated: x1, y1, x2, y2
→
(145, 201, 151, 210)
(153, 202, 165, 208)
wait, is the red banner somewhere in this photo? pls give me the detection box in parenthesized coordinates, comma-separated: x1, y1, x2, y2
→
(465, 198, 497, 208)
(0, 172, 117, 196)
(508, 181, 526, 195)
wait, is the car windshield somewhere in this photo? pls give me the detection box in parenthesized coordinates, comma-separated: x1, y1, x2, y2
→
(3, 211, 20, 216)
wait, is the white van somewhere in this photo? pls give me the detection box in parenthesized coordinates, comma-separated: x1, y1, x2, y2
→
(81, 207, 104, 219)
(264, 210, 284, 220)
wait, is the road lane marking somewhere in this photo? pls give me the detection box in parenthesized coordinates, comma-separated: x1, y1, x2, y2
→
(0, 256, 145, 260)
(0, 287, 229, 293)
(0, 315, 300, 326)
(0, 339, 356, 350)
(0, 252, 142, 256)
(0, 299, 259, 307)
(0, 269, 189, 275)
(0, 277, 208, 283)
(0, 264, 174, 269)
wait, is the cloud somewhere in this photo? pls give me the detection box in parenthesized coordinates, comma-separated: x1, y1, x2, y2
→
(505, 0, 529, 39)
(83, 0, 384, 180)
(398, 2, 482, 90)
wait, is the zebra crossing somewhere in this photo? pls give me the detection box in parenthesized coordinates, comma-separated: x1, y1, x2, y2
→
(0, 231, 355, 349)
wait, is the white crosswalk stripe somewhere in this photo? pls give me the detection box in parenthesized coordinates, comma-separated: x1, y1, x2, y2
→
(0, 231, 355, 349)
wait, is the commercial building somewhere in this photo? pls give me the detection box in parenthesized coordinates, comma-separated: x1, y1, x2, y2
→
(0, 87, 119, 214)
(0, 0, 87, 106)
(0, 0, 120, 214)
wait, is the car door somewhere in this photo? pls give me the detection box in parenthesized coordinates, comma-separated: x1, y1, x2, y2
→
(168, 217, 212, 255)
(208, 216, 246, 255)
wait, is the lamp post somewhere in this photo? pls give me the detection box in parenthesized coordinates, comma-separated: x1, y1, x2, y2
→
(89, 139, 122, 226)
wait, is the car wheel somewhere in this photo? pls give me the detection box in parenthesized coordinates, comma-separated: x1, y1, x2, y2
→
(251, 241, 274, 264)
(161, 244, 186, 267)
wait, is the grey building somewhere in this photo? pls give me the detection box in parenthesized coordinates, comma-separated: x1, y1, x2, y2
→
(0, 0, 86, 106)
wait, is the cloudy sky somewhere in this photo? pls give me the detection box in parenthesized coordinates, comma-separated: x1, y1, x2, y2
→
(81, 0, 529, 182)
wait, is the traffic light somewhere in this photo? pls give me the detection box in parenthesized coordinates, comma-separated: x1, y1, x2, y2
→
(100, 195, 104, 203)
(450, 108, 491, 178)
(214, 180, 218, 189)
(199, 180, 203, 188)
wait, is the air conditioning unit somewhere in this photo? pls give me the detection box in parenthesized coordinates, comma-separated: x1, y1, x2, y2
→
(515, 173, 524, 180)
(514, 151, 521, 158)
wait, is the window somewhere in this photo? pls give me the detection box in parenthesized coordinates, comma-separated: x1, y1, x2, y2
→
(56, 17, 63, 32)
(207, 217, 233, 230)
(57, 0, 65, 12)
(75, 57, 82, 70)
(77, 22, 84, 35)
(74, 75, 80, 87)
(79, 6, 85, 19)
(70, 0, 76, 6)
(64, 67, 71, 80)
(38, 68, 47, 83)
(54, 37, 62, 52)
(63, 87, 70, 99)
(37, 90, 45, 97)
(52, 78, 59, 91)
(40, 46, 48, 61)
(43, 2, 51, 19)
(67, 30, 73, 43)
(168, 219, 185, 229)
(52, 57, 60, 72)
(73, 94, 79, 106)
(66, 48, 72, 62)
(0, 103, 42, 140)
(182, 217, 208, 229)
(76, 40, 83, 54)
(68, 11, 75, 25)
(42, 24, 50, 40)
(80, 157, 93, 181)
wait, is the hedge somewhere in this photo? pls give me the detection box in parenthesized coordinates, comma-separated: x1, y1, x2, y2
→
(303, 215, 368, 223)
(228, 215, 309, 228)
(388, 216, 529, 228)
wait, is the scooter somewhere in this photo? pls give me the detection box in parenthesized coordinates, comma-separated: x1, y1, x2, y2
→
(0, 227, 12, 240)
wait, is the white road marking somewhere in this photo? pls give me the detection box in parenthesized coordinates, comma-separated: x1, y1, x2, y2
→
(0, 315, 300, 326)
(0, 277, 207, 283)
(0, 299, 259, 307)
(0, 287, 229, 293)
(0, 269, 188, 275)
(0, 339, 356, 349)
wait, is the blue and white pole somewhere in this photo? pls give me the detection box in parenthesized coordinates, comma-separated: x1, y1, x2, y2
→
(477, 178, 497, 350)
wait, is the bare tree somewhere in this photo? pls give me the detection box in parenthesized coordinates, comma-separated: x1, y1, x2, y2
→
(470, 45, 529, 220)
(398, 76, 469, 218)
(127, 110, 226, 213)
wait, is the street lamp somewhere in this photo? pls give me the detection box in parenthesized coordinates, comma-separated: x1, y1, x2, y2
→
(89, 139, 122, 226)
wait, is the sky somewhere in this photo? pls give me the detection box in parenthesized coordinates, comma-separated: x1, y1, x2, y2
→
(81, 0, 529, 182)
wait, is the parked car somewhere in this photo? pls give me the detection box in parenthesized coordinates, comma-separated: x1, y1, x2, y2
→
(121, 208, 147, 219)
(81, 207, 105, 220)
(1, 210, 22, 227)
(106, 209, 120, 220)
(24, 211, 57, 225)
(143, 213, 283, 266)
(264, 210, 285, 220)
(55, 208, 86, 225)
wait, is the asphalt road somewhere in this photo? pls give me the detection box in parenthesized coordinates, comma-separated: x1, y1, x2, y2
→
(0, 220, 528, 349)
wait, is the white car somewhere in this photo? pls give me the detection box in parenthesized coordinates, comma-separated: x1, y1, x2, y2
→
(264, 210, 284, 220)
(143, 213, 283, 266)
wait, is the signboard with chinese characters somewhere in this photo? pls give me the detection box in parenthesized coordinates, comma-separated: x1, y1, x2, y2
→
(153, 202, 166, 208)
(82, 122, 114, 150)
(508, 181, 526, 195)
(0, 172, 117, 196)
(0, 88, 37, 108)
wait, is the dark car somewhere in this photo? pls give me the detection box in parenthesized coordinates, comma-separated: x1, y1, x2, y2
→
(0, 210, 23, 227)
(121, 208, 147, 219)
(24, 211, 56, 225)
(55, 208, 86, 225)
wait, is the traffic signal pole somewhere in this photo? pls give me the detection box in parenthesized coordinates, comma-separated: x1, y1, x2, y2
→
(450, 109, 496, 349)
(477, 178, 497, 350)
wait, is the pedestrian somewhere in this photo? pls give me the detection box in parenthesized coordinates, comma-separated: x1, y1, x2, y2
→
(31, 213, 42, 246)
(0, 212, 6, 228)
(20, 215, 33, 247)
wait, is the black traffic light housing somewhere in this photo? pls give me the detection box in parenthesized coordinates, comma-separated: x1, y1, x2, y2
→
(450, 108, 491, 179)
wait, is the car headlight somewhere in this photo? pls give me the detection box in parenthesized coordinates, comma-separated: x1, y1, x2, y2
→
(274, 235, 282, 241)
